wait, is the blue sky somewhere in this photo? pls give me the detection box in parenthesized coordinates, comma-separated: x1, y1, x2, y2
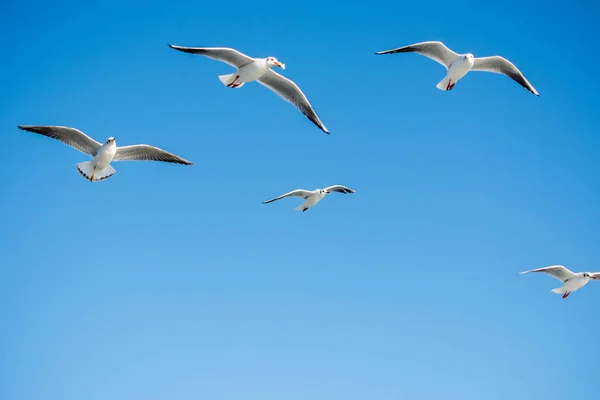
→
(1, 1, 599, 399)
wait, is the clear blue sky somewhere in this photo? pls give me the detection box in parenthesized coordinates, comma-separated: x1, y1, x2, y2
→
(1, 1, 599, 399)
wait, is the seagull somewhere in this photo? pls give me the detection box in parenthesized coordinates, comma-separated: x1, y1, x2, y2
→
(168, 44, 329, 134)
(519, 265, 599, 298)
(263, 185, 355, 212)
(375, 41, 539, 96)
(17, 125, 192, 182)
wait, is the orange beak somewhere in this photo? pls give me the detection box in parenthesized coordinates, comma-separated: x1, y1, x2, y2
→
(590, 275, 597, 280)
(275, 61, 286, 70)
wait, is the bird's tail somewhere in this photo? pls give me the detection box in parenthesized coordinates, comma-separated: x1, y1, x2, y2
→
(551, 287, 566, 294)
(76, 161, 115, 182)
(436, 75, 453, 91)
(218, 73, 245, 88)
(294, 203, 309, 212)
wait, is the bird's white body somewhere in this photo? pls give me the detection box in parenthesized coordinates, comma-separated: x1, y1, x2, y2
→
(553, 274, 593, 295)
(440, 54, 475, 90)
(218, 57, 284, 89)
(76, 137, 118, 181)
(295, 190, 328, 212)
(232, 59, 270, 84)
(93, 139, 117, 169)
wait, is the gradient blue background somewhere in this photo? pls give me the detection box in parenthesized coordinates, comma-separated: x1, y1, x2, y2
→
(1, 1, 599, 399)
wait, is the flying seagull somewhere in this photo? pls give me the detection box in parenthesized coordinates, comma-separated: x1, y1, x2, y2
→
(263, 185, 355, 212)
(375, 41, 538, 96)
(519, 265, 599, 298)
(17, 125, 192, 182)
(168, 44, 329, 134)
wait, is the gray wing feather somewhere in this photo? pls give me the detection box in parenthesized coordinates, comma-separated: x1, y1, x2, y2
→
(257, 70, 329, 134)
(519, 265, 576, 282)
(375, 41, 459, 69)
(324, 185, 355, 194)
(471, 56, 539, 96)
(113, 145, 192, 165)
(168, 45, 255, 68)
(17, 125, 102, 156)
(263, 189, 313, 204)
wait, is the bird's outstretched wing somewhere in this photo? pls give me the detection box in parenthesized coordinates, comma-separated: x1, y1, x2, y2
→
(519, 265, 576, 282)
(324, 185, 355, 194)
(257, 70, 329, 134)
(113, 145, 192, 165)
(375, 41, 459, 69)
(17, 125, 102, 156)
(263, 189, 313, 204)
(471, 55, 539, 96)
(168, 45, 255, 68)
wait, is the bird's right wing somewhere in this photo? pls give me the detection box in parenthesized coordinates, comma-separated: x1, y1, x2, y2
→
(375, 41, 459, 69)
(256, 70, 329, 134)
(471, 55, 539, 96)
(263, 189, 313, 204)
(324, 185, 355, 194)
(113, 145, 192, 165)
(168, 45, 255, 68)
(17, 125, 102, 156)
(519, 265, 577, 282)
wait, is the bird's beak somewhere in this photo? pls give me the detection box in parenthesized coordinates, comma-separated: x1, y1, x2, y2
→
(591, 276, 597, 280)
(275, 61, 285, 70)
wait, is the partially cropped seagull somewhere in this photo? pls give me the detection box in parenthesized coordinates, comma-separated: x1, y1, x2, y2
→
(519, 265, 599, 298)
(17, 125, 192, 182)
(375, 41, 538, 96)
(168, 44, 329, 134)
(263, 185, 355, 212)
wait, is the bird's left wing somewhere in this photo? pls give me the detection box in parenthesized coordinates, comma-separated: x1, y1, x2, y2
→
(263, 189, 313, 204)
(257, 70, 329, 134)
(324, 185, 355, 194)
(375, 41, 459, 69)
(17, 125, 102, 156)
(519, 265, 576, 282)
(168, 45, 255, 68)
(113, 145, 192, 165)
(471, 56, 539, 96)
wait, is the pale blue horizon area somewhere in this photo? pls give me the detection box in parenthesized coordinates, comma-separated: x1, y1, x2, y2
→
(1, 1, 599, 399)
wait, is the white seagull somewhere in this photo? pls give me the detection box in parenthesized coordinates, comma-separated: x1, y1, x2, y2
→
(18, 125, 192, 182)
(375, 41, 539, 96)
(519, 265, 599, 298)
(168, 44, 329, 134)
(263, 185, 355, 212)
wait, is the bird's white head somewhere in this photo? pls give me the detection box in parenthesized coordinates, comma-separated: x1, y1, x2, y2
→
(583, 272, 597, 280)
(463, 53, 474, 61)
(105, 137, 116, 145)
(266, 57, 285, 70)
(320, 189, 329, 195)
